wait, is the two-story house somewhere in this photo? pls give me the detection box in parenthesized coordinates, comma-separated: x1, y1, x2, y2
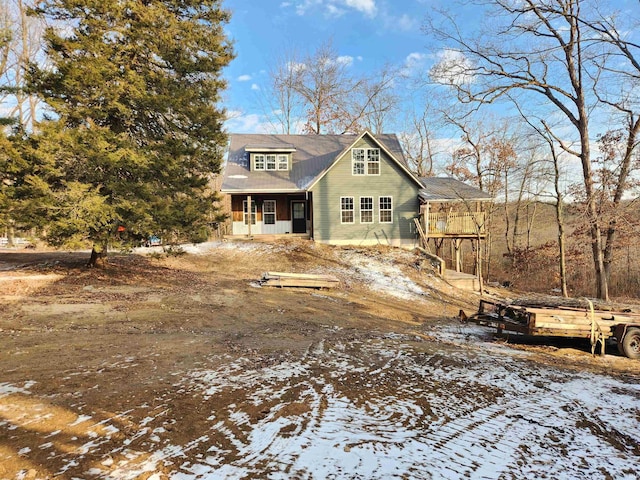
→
(221, 131, 424, 246)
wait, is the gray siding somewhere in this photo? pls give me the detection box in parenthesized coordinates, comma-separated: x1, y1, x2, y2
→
(310, 136, 420, 246)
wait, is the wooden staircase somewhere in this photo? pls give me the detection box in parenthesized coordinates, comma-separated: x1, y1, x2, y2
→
(444, 269, 480, 292)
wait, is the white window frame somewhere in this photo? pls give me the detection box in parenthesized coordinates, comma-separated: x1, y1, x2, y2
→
(360, 196, 373, 224)
(367, 149, 380, 175)
(277, 154, 288, 171)
(266, 154, 277, 170)
(263, 200, 276, 225)
(340, 196, 354, 224)
(352, 149, 366, 175)
(254, 154, 265, 171)
(243, 200, 257, 225)
(352, 148, 380, 176)
(379, 196, 393, 224)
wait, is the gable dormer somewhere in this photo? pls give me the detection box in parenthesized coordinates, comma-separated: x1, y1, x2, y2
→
(245, 144, 296, 172)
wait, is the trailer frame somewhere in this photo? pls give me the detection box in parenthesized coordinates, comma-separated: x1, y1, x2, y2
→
(460, 299, 640, 359)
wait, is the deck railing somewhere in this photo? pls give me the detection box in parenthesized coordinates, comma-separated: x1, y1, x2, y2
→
(427, 212, 486, 235)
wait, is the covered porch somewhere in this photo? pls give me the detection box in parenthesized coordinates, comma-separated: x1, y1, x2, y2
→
(228, 193, 313, 238)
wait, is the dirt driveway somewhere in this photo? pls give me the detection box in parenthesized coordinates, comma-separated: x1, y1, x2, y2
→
(1, 241, 639, 479)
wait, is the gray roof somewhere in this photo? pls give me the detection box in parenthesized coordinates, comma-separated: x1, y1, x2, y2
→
(221, 132, 410, 193)
(419, 177, 492, 202)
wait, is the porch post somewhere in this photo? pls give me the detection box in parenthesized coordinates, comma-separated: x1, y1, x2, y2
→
(247, 194, 252, 237)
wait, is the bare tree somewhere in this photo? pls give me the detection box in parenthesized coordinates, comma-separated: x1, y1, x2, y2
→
(264, 48, 305, 134)
(0, 0, 44, 129)
(399, 99, 446, 177)
(426, 0, 638, 300)
(261, 41, 402, 135)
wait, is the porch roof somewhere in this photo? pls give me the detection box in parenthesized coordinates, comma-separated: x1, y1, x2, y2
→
(418, 177, 492, 202)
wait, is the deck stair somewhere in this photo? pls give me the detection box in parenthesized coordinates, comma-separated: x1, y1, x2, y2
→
(444, 269, 480, 292)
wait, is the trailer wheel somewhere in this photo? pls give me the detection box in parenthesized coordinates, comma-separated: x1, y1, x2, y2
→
(621, 328, 640, 359)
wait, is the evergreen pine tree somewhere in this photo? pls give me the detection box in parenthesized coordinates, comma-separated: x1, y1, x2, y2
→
(28, 0, 234, 265)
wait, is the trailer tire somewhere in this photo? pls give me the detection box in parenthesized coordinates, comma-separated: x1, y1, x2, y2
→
(621, 328, 640, 359)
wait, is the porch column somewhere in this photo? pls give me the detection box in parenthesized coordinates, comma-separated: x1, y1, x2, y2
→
(247, 194, 252, 237)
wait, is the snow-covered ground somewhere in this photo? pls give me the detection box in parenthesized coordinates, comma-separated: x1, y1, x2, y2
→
(3, 242, 639, 479)
(4, 324, 639, 479)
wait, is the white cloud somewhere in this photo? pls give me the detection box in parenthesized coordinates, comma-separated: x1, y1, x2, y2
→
(237, 74, 252, 82)
(251, 83, 260, 91)
(402, 52, 427, 76)
(225, 112, 273, 134)
(396, 13, 417, 31)
(285, 0, 376, 18)
(430, 49, 475, 86)
(343, 0, 377, 17)
(327, 4, 346, 17)
(336, 55, 354, 66)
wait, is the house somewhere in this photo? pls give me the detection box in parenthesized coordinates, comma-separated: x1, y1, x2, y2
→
(221, 131, 424, 247)
(221, 131, 491, 257)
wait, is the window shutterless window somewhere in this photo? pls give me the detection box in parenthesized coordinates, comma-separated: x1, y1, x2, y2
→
(352, 148, 380, 175)
(340, 197, 354, 224)
(367, 149, 380, 175)
(243, 200, 257, 225)
(360, 196, 373, 223)
(254, 154, 265, 170)
(379, 196, 392, 223)
(263, 200, 276, 225)
(277, 155, 288, 170)
(266, 154, 277, 170)
(352, 149, 365, 175)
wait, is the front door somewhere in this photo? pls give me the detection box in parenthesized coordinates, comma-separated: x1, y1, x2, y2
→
(291, 201, 306, 233)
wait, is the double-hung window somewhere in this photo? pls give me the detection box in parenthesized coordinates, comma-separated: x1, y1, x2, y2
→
(243, 200, 257, 225)
(340, 197, 354, 224)
(263, 200, 276, 225)
(277, 155, 288, 170)
(367, 149, 380, 175)
(352, 149, 366, 175)
(360, 197, 373, 223)
(266, 154, 277, 170)
(379, 196, 393, 223)
(254, 154, 265, 170)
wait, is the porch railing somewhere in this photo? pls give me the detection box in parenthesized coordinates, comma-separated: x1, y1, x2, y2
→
(427, 212, 486, 235)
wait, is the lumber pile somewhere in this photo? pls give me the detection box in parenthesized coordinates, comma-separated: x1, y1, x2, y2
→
(260, 271, 340, 289)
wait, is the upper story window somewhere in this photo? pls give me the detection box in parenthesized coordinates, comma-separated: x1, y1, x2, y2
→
(352, 148, 380, 176)
(252, 153, 290, 171)
(266, 154, 276, 170)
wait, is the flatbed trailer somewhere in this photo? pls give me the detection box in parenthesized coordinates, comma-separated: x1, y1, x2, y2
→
(460, 299, 640, 359)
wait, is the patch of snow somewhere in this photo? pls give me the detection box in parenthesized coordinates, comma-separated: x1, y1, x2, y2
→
(335, 250, 426, 300)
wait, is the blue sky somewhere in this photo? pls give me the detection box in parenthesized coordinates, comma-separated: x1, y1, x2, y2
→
(222, 0, 442, 133)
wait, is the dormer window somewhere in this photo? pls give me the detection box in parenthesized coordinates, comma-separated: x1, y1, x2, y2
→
(246, 144, 296, 172)
(352, 148, 380, 176)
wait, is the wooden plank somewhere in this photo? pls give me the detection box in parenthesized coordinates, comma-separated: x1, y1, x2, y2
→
(260, 271, 340, 288)
(263, 271, 339, 281)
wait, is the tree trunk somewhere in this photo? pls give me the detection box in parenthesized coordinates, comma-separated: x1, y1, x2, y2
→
(87, 243, 108, 268)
